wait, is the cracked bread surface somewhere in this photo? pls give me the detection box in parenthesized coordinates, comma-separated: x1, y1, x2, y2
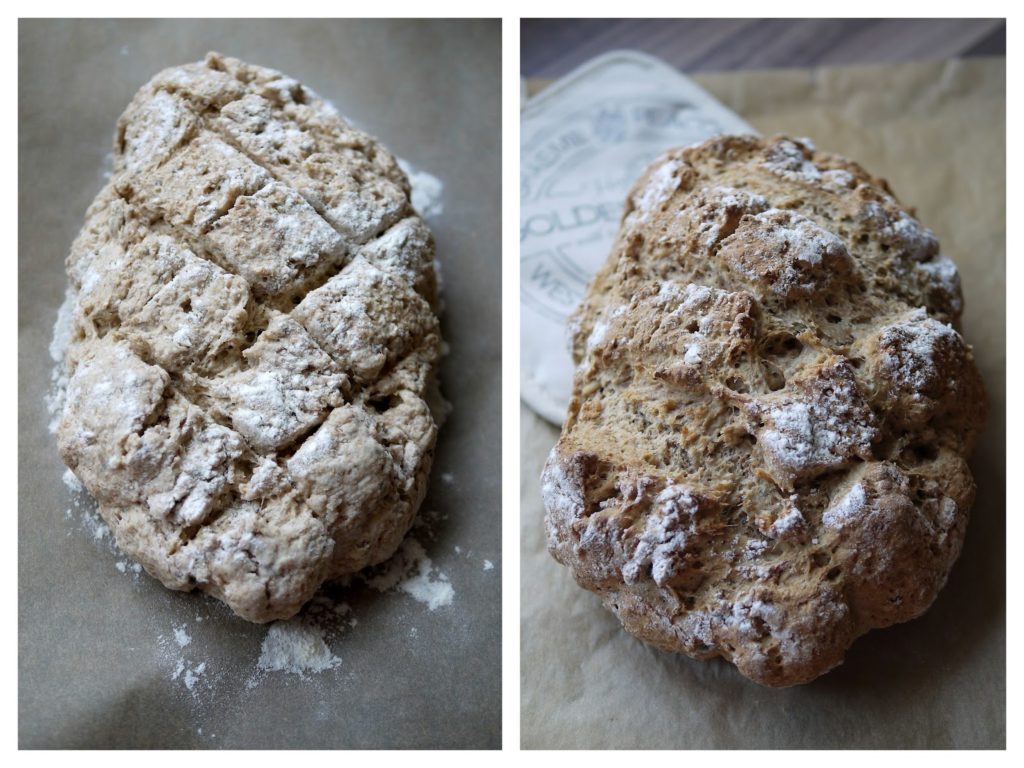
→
(542, 135, 986, 686)
(56, 53, 442, 623)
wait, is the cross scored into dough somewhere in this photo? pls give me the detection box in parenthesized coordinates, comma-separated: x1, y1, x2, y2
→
(57, 53, 443, 623)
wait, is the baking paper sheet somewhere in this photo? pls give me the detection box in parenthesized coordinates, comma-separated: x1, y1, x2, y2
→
(19, 18, 501, 749)
(520, 55, 1005, 749)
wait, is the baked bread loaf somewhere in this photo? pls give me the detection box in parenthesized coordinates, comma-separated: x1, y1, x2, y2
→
(56, 53, 443, 623)
(542, 135, 986, 686)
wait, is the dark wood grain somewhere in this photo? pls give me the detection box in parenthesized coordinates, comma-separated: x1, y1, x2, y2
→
(521, 18, 1006, 77)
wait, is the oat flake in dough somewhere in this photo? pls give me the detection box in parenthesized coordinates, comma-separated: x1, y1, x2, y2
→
(55, 52, 444, 623)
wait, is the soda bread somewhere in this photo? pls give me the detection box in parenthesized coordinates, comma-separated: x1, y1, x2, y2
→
(542, 135, 986, 686)
(56, 53, 442, 623)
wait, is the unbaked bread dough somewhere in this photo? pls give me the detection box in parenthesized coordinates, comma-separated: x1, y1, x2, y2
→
(56, 53, 443, 623)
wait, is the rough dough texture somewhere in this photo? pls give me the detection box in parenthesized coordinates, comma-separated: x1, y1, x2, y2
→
(56, 53, 443, 623)
(542, 135, 986, 686)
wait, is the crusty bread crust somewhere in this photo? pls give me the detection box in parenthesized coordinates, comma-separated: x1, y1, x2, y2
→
(542, 135, 986, 686)
(57, 53, 442, 623)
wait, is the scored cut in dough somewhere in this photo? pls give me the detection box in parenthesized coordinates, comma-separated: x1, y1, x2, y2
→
(542, 135, 986, 687)
(56, 53, 443, 623)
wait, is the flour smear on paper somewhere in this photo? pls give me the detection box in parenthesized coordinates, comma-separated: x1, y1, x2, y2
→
(398, 158, 445, 220)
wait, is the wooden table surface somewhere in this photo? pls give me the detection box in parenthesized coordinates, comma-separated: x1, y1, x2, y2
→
(522, 18, 1005, 77)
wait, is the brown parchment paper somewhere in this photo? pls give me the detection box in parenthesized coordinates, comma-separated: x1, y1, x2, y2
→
(19, 19, 501, 749)
(521, 57, 1005, 749)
